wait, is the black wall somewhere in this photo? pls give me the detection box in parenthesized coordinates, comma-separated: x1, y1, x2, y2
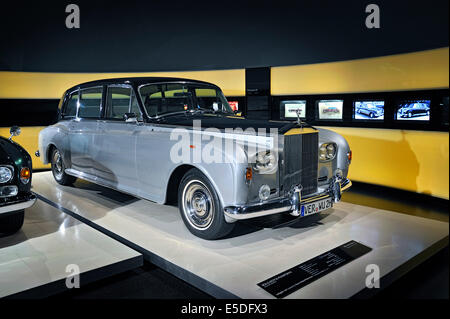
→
(1, 0, 448, 72)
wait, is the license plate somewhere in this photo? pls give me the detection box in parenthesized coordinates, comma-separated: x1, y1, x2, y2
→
(301, 198, 333, 217)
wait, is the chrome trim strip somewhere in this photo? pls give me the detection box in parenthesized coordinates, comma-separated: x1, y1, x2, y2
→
(0, 195, 36, 214)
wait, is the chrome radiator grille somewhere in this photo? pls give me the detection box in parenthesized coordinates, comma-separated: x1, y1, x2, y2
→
(282, 132, 319, 196)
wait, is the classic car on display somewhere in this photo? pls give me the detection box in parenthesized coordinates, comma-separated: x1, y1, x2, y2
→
(0, 127, 36, 235)
(37, 77, 352, 240)
(356, 103, 384, 118)
(322, 106, 340, 113)
(398, 102, 430, 118)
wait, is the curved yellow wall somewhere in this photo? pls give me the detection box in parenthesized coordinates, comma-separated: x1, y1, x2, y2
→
(321, 127, 449, 200)
(272, 47, 449, 95)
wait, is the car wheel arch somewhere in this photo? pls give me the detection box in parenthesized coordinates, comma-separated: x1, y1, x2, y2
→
(164, 163, 230, 208)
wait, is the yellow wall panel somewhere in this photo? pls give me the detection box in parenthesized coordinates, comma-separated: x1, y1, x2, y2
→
(321, 127, 449, 199)
(0, 69, 246, 99)
(272, 48, 449, 95)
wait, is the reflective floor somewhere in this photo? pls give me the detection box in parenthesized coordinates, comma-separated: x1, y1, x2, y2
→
(0, 199, 141, 298)
(24, 171, 448, 299)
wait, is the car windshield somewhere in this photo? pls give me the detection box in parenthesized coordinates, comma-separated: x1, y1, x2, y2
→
(139, 83, 233, 118)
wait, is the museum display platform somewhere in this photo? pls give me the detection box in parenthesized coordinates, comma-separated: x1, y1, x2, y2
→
(0, 197, 143, 298)
(17, 171, 446, 299)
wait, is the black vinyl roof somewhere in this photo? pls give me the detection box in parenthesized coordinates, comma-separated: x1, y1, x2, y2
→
(66, 77, 218, 92)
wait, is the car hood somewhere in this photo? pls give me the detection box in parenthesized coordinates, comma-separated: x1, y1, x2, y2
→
(0, 136, 30, 165)
(152, 113, 301, 134)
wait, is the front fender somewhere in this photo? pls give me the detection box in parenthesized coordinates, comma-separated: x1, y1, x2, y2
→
(317, 128, 351, 178)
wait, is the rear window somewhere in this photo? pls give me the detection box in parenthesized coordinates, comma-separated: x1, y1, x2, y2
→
(78, 87, 103, 118)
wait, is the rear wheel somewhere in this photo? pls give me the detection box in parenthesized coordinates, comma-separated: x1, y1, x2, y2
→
(0, 210, 24, 236)
(51, 148, 77, 185)
(178, 169, 234, 240)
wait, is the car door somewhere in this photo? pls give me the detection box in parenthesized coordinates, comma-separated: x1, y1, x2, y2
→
(69, 86, 103, 177)
(93, 84, 142, 194)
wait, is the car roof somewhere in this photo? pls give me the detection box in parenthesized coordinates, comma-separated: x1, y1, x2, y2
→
(66, 77, 219, 93)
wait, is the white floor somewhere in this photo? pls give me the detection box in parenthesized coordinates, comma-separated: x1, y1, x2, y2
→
(0, 197, 142, 298)
(31, 172, 449, 299)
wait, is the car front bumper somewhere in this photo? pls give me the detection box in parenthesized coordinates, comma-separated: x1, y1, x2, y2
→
(0, 193, 37, 215)
(224, 178, 351, 221)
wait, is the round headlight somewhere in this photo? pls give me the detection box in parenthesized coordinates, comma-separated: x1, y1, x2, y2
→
(326, 143, 336, 158)
(253, 151, 277, 174)
(319, 143, 337, 161)
(0, 166, 13, 183)
(258, 184, 271, 201)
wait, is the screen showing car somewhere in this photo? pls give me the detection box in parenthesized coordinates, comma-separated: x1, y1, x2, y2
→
(354, 101, 385, 120)
(395, 100, 431, 121)
(281, 100, 306, 119)
(317, 100, 343, 120)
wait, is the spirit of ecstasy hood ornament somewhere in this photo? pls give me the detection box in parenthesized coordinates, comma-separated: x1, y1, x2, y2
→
(295, 109, 303, 129)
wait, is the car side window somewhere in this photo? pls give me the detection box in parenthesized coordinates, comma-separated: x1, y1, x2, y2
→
(106, 86, 143, 121)
(64, 92, 78, 118)
(78, 87, 103, 118)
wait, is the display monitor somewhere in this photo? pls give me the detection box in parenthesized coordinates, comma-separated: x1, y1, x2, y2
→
(280, 100, 306, 119)
(317, 100, 343, 120)
(395, 99, 431, 121)
(354, 100, 384, 120)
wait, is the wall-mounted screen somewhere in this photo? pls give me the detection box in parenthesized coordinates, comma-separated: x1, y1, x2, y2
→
(317, 100, 343, 120)
(354, 101, 384, 120)
(281, 100, 306, 119)
(395, 99, 430, 121)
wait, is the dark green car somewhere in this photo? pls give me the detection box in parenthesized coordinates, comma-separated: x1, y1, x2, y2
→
(0, 127, 36, 235)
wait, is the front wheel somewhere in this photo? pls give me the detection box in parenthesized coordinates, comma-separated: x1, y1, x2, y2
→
(51, 148, 77, 185)
(0, 210, 24, 236)
(178, 169, 234, 240)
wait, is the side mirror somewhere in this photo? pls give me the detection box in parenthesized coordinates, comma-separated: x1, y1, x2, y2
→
(123, 113, 138, 123)
(9, 126, 21, 140)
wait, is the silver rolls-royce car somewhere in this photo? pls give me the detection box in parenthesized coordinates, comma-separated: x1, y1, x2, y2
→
(37, 77, 352, 240)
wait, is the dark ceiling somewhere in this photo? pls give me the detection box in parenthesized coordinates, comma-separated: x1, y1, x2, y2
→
(1, 0, 448, 72)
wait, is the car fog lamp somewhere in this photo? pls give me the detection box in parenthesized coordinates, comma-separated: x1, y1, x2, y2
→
(20, 167, 31, 184)
(258, 184, 271, 201)
(0, 185, 18, 198)
(0, 166, 13, 184)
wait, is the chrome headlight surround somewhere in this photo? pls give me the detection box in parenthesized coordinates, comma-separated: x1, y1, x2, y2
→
(0, 165, 14, 184)
(252, 151, 278, 174)
(319, 143, 337, 162)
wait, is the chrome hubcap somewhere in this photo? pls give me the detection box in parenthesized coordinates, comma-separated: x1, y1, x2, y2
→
(182, 180, 214, 230)
(52, 151, 63, 180)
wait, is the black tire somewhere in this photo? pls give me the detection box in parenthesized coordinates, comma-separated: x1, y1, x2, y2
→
(0, 210, 24, 235)
(178, 168, 234, 240)
(51, 148, 77, 186)
(369, 112, 374, 118)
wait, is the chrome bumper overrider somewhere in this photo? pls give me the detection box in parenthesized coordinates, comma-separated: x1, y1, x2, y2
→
(0, 194, 37, 215)
(224, 178, 352, 221)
